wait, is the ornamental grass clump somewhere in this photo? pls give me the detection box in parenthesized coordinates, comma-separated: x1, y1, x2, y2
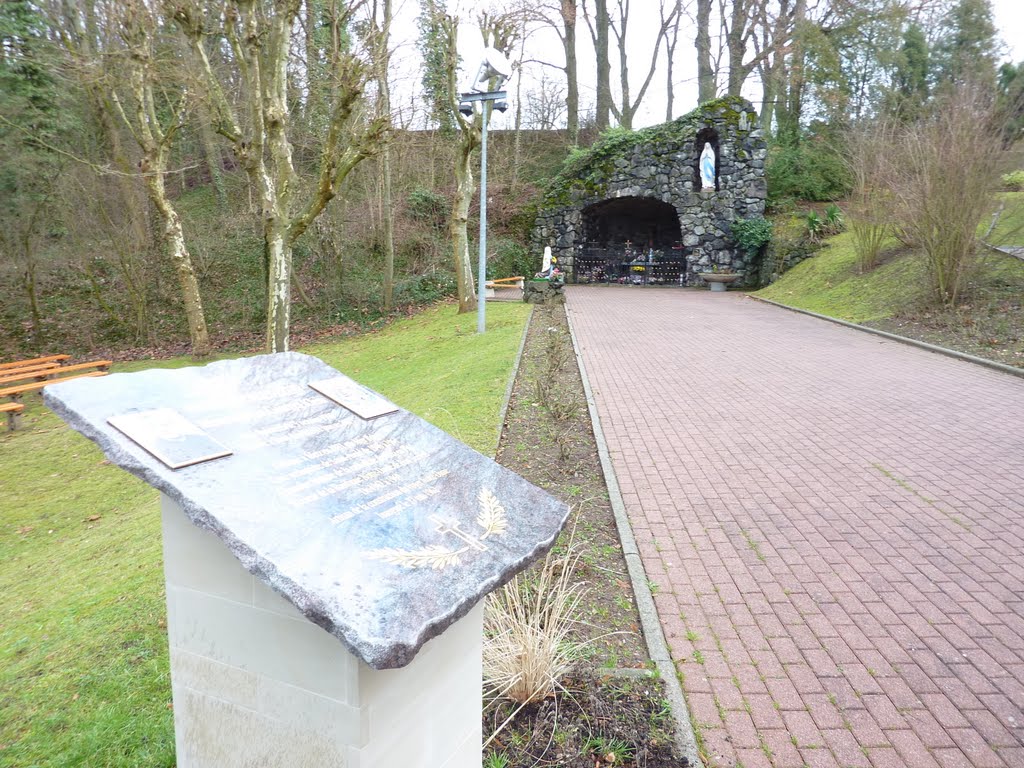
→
(845, 120, 896, 272)
(482, 546, 585, 708)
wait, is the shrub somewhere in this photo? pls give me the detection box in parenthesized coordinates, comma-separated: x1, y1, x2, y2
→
(1002, 170, 1024, 191)
(488, 238, 539, 280)
(845, 120, 896, 271)
(406, 186, 449, 228)
(805, 210, 823, 241)
(889, 85, 1003, 305)
(766, 137, 852, 204)
(823, 204, 845, 234)
(730, 216, 773, 256)
(393, 271, 455, 306)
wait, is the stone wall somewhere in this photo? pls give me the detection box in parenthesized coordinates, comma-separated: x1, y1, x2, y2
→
(533, 96, 768, 287)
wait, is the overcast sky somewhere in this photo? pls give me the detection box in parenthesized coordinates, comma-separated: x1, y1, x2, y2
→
(385, 0, 1024, 131)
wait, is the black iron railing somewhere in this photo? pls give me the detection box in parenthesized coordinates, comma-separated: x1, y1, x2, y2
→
(571, 242, 687, 285)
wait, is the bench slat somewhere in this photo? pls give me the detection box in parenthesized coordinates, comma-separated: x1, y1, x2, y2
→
(0, 363, 62, 386)
(45, 360, 112, 377)
(0, 354, 70, 371)
(0, 371, 108, 400)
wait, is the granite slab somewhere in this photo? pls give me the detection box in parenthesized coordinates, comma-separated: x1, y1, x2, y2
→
(44, 352, 569, 669)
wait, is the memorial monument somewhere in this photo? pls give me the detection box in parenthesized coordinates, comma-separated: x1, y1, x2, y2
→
(45, 352, 569, 767)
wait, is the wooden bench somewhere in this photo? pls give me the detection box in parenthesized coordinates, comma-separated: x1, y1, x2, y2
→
(0, 354, 70, 371)
(45, 360, 113, 377)
(0, 370, 109, 402)
(484, 276, 525, 300)
(485, 276, 525, 290)
(0, 362, 63, 386)
(1, 402, 25, 431)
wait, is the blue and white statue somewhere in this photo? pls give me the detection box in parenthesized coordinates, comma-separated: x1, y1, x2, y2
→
(700, 142, 716, 190)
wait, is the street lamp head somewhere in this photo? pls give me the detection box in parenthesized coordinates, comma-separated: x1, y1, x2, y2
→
(459, 102, 474, 116)
(475, 47, 512, 88)
(493, 100, 509, 113)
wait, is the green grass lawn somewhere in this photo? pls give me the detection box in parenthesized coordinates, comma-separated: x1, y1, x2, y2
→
(0, 300, 530, 767)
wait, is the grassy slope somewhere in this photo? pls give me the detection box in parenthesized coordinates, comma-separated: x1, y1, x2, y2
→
(0, 301, 530, 767)
(757, 192, 1024, 324)
(754, 198, 1024, 368)
(756, 231, 931, 323)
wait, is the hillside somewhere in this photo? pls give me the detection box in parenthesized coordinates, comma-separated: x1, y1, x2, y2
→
(755, 203, 1024, 369)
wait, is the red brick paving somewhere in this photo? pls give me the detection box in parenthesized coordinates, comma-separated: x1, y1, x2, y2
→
(566, 287, 1024, 768)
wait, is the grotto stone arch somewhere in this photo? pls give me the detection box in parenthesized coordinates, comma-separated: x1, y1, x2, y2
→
(575, 197, 685, 284)
(533, 96, 767, 287)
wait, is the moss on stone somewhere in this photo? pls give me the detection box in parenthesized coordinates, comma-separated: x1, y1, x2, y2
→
(540, 95, 754, 209)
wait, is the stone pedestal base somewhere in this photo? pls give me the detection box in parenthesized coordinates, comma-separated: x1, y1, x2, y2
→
(524, 280, 565, 304)
(161, 494, 483, 767)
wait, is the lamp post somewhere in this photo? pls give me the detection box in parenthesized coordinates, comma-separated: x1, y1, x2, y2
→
(460, 47, 511, 334)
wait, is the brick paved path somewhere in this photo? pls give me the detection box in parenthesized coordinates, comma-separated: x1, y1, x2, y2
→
(567, 287, 1024, 768)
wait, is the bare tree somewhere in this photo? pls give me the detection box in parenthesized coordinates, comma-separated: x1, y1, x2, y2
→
(695, 0, 715, 101)
(524, 71, 567, 129)
(584, 0, 679, 129)
(722, 0, 772, 97)
(371, 0, 396, 310)
(167, 0, 386, 352)
(593, 0, 612, 129)
(616, 0, 680, 128)
(112, 0, 211, 357)
(49, 0, 155, 287)
(438, 12, 517, 314)
(664, 0, 684, 120)
(532, 0, 580, 143)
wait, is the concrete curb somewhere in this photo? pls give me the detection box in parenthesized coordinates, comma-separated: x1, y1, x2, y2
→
(564, 300, 703, 768)
(748, 295, 1024, 379)
(494, 305, 534, 457)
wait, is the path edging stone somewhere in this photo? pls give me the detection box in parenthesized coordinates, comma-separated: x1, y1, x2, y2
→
(748, 295, 1024, 379)
(564, 301, 703, 768)
(495, 306, 534, 457)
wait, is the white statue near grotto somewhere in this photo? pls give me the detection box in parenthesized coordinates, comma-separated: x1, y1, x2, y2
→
(700, 142, 716, 190)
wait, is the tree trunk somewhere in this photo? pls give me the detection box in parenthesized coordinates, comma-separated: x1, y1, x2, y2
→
(727, 0, 747, 96)
(164, 210, 212, 356)
(143, 166, 212, 356)
(20, 237, 42, 346)
(595, 0, 612, 129)
(377, 0, 395, 311)
(665, 5, 681, 121)
(695, 0, 714, 102)
(615, 0, 632, 129)
(783, 0, 807, 136)
(197, 101, 228, 207)
(563, 0, 580, 144)
(451, 141, 477, 314)
(265, 218, 292, 352)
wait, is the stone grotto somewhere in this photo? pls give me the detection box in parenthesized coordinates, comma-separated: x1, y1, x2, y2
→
(532, 96, 768, 288)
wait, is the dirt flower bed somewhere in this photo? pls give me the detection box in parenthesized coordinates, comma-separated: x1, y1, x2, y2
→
(487, 301, 687, 767)
(484, 674, 681, 768)
(866, 287, 1024, 369)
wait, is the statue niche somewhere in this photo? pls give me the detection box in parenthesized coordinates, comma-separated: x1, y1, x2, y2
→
(695, 128, 719, 192)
